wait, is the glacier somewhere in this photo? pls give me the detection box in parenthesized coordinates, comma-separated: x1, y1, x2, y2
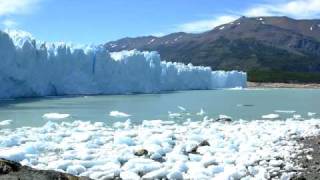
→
(0, 30, 247, 98)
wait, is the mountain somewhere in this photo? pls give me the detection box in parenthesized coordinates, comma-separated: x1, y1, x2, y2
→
(105, 16, 320, 83)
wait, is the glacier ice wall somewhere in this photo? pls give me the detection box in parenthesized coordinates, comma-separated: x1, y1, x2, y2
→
(0, 30, 247, 98)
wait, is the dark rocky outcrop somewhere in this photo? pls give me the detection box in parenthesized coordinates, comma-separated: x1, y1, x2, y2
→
(0, 159, 91, 180)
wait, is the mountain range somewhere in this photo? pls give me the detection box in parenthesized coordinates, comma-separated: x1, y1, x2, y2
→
(105, 16, 320, 83)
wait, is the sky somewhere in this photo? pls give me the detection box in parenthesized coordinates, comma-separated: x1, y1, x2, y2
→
(0, 0, 320, 44)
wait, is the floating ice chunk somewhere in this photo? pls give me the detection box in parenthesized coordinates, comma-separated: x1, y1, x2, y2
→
(0, 136, 20, 147)
(196, 108, 206, 116)
(201, 156, 218, 167)
(208, 165, 224, 175)
(0, 147, 26, 161)
(109, 111, 131, 118)
(186, 162, 211, 179)
(113, 119, 132, 129)
(66, 165, 86, 175)
(47, 160, 72, 170)
(42, 113, 70, 119)
(114, 134, 135, 146)
(269, 160, 283, 167)
(262, 114, 280, 119)
(168, 112, 182, 118)
(308, 112, 316, 117)
(177, 106, 186, 111)
(94, 121, 104, 127)
(218, 115, 232, 119)
(70, 133, 91, 142)
(142, 120, 175, 128)
(122, 158, 162, 175)
(167, 170, 183, 180)
(293, 114, 302, 119)
(275, 110, 296, 114)
(120, 171, 140, 180)
(0, 119, 12, 126)
(214, 165, 240, 179)
(142, 167, 168, 179)
(228, 87, 243, 90)
(171, 161, 188, 173)
(89, 171, 118, 180)
(90, 163, 121, 179)
(78, 160, 110, 169)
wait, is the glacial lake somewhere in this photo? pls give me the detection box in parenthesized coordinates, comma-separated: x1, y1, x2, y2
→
(1, 88, 320, 129)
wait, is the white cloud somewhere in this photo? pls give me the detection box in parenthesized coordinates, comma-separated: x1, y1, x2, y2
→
(0, 0, 42, 16)
(244, 0, 320, 18)
(176, 15, 238, 33)
(175, 0, 320, 33)
(2, 19, 18, 28)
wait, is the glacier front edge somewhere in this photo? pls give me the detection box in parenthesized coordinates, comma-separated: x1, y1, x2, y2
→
(0, 30, 247, 98)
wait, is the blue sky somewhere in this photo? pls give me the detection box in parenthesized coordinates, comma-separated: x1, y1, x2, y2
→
(0, 0, 319, 44)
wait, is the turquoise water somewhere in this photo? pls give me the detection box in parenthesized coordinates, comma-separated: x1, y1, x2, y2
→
(1, 88, 320, 128)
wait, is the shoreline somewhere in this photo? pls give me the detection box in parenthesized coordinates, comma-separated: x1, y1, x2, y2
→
(248, 82, 320, 89)
(292, 136, 320, 180)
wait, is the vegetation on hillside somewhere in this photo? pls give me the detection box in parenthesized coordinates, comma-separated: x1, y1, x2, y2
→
(248, 70, 320, 83)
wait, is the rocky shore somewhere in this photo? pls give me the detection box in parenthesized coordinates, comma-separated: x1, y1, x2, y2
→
(0, 159, 90, 180)
(248, 82, 320, 89)
(292, 136, 320, 180)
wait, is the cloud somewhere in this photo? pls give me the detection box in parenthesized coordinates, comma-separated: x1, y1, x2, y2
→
(175, 0, 320, 33)
(0, 0, 42, 16)
(176, 15, 238, 33)
(2, 19, 18, 28)
(244, 0, 320, 18)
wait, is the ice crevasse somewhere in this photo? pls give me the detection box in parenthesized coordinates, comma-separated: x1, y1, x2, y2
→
(0, 30, 247, 98)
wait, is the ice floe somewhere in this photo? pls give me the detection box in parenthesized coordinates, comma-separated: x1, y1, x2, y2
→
(1, 118, 320, 179)
(0, 119, 12, 126)
(308, 112, 316, 117)
(109, 111, 131, 118)
(168, 112, 182, 119)
(196, 108, 206, 116)
(275, 110, 296, 114)
(293, 114, 303, 120)
(42, 113, 70, 119)
(262, 114, 280, 119)
(177, 106, 186, 112)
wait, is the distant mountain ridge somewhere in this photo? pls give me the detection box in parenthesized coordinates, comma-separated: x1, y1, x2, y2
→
(105, 16, 320, 82)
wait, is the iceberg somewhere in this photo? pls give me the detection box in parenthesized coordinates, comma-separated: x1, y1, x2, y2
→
(0, 30, 247, 98)
(109, 111, 131, 118)
(42, 113, 70, 120)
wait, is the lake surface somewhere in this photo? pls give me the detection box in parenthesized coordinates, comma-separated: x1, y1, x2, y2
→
(1, 88, 320, 129)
